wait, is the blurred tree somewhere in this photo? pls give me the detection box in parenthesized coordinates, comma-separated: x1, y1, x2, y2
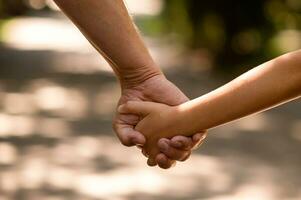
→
(1, 0, 300, 72)
(156, 0, 301, 72)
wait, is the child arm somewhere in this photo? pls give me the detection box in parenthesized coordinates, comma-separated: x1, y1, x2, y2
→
(176, 49, 301, 134)
(119, 50, 301, 160)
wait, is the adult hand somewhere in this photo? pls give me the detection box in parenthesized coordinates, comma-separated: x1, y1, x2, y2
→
(113, 74, 207, 169)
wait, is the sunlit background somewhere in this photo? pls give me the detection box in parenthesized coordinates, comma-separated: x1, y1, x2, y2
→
(0, 0, 301, 200)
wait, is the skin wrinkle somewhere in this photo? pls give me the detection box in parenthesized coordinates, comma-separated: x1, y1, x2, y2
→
(54, 0, 203, 169)
(118, 50, 301, 160)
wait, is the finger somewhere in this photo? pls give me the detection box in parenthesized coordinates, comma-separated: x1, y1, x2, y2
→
(146, 142, 162, 167)
(169, 136, 193, 150)
(115, 125, 146, 146)
(147, 157, 157, 167)
(156, 153, 176, 169)
(118, 101, 157, 116)
(177, 150, 191, 162)
(141, 148, 149, 158)
(113, 112, 146, 146)
(158, 139, 191, 161)
(192, 132, 207, 150)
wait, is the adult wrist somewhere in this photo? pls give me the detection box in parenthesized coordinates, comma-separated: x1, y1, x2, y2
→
(119, 63, 163, 89)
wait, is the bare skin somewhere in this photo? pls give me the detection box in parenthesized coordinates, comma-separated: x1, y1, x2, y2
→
(53, 0, 204, 168)
(115, 74, 206, 167)
(119, 50, 301, 159)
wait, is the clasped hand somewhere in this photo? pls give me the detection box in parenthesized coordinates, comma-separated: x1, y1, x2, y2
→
(118, 101, 207, 167)
(113, 75, 206, 169)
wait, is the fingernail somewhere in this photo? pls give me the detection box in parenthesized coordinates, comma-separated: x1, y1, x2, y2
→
(133, 138, 143, 145)
(200, 134, 207, 141)
(159, 141, 169, 152)
(147, 158, 157, 167)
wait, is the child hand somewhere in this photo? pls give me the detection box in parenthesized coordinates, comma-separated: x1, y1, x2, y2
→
(118, 101, 188, 163)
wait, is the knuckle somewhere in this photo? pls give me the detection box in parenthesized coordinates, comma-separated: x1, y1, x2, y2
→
(171, 137, 193, 150)
(125, 101, 134, 108)
(167, 149, 183, 159)
(167, 148, 191, 161)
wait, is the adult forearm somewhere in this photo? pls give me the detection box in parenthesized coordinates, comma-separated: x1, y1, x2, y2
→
(54, 0, 162, 87)
(176, 50, 301, 135)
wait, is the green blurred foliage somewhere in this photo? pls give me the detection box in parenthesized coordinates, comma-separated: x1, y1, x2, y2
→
(1, 0, 301, 72)
(138, 0, 301, 72)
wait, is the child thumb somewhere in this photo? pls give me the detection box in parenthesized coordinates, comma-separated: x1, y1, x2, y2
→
(118, 101, 154, 116)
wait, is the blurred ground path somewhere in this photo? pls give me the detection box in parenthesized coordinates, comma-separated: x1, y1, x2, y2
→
(0, 13, 301, 200)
